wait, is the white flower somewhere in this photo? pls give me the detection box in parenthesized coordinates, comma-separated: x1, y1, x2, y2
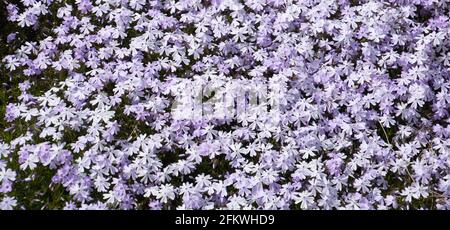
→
(151, 185, 176, 204)
(293, 191, 314, 209)
(20, 154, 39, 170)
(0, 168, 17, 182)
(0, 197, 17, 210)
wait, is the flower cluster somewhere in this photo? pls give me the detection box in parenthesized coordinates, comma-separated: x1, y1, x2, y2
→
(1, 0, 450, 210)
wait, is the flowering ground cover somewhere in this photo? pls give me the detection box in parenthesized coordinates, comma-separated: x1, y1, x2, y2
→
(1, 0, 450, 210)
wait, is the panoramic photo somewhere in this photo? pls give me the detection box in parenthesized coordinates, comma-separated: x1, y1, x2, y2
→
(0, 0, 450, 222)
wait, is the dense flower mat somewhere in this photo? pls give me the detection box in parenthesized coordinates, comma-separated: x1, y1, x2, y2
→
(0, 0, 450, 210)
